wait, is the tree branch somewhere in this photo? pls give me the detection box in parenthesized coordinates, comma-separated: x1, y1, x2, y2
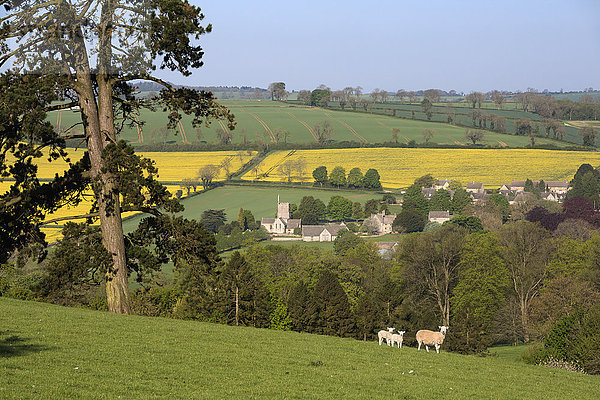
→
(39, 212, 99, 226)
(115, 75, 175, 92)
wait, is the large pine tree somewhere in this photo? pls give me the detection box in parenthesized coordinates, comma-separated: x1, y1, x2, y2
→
(308, 270, 354, 337)
(0, 1, 234, 313)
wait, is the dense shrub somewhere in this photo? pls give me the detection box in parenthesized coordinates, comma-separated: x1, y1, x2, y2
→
(527, 305, 600, 374)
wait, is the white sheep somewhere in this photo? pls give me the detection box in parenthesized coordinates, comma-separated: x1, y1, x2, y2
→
(377, 327, 395, 346)
(416, 325, 447, 353)
(390, 331, 406, 348)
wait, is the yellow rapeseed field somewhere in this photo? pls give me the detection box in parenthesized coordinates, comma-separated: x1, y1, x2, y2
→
(241, 148, 600, 188)
(3, 149, 255, 242)
(4, 149, 256, 181)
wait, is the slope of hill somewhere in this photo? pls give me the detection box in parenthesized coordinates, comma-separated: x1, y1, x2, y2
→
(1, 298, 598, 399)
(47, 100, 573, 148)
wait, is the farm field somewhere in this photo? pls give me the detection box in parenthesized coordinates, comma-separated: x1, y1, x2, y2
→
(122, 185, 380, 232)
(47, 100, 573, 147)
(1, 298, 598, 399)
(2, 150, 255, 242)
(242, 148, 600, 188)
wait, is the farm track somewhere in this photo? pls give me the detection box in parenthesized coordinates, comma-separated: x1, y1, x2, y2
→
(322, 110, 368, 142)
(376, 120, 410, 143)
(249, 112, 276, 142)
(177, 120, 188, 143)
(287, 112, 318, 141)
(262, 150, 297, 176)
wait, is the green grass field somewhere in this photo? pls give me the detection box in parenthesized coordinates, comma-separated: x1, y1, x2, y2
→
(1, 298, 598, 399)
(48, 100, 576, 147)
(122, 184, 381, 230)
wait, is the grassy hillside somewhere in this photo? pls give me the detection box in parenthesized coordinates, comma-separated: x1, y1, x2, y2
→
(1, 298, 598, 399)
(47, 100, 572, 147)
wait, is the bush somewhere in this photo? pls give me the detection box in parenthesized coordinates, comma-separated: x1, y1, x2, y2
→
(527, 305, 600, 374)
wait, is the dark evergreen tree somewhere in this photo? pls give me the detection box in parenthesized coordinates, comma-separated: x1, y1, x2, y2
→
(218, 251, 255, 326)
(364, 199, 380, 216)
(394, 209, 426, 233)
(287, 281, 311, 332)
(429, 189, 452, 211)
(352, 202, 364, 220)
(201, 209, 227, 233)
(402, 184, 429, 216)
(308, 270, 354, 337)
(451, 188, 473, 214)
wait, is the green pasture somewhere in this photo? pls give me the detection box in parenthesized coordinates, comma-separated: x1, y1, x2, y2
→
(48, 100, 576, 147)
(1, 298, 598, 399)
(122, 184, 381, 231)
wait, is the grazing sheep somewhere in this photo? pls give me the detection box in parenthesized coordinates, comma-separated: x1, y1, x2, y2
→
(416, 326, 447, 353)
(377, 327, 395, 346)
(391, 331, 406, 348)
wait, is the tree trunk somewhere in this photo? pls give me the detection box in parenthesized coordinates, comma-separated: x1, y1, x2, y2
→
(235, 285, 239, 326)
(520, 299, 529, 343)
(71, 6, 130, 314)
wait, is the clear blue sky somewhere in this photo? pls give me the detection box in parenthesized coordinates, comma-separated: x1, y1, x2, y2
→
(156, 0, 600, 93)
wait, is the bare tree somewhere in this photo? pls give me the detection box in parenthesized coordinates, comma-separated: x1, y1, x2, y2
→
(278, 159, 295, 183)
(498, 221, 554, 343)
(424, 89, 441, 103)
(406, 91, 417, 103)
(297, 90, 311, 105)
(198, 165, 221, 190)
(220, 157, 233, 179)
(422, 129, 436, 144)
(465, 129, 484, 144)
(395, 89, 407, 102)
(314, 120, 334, 144)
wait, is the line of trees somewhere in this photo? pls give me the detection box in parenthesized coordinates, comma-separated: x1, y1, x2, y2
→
(312, 166, 381, 189)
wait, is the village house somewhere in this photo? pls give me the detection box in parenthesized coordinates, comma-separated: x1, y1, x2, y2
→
(545, 181, 570, 194)
(371, 210, 397, 234)
(261, 200, 302, 234)
(428, 210, 452, 224)
(433, 179, 451, 190)
(302, 222, 347, 242)
(466, 182, 484, 194)
(422, 187, 436, 199)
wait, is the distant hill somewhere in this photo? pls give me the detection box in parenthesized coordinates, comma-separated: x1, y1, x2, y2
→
(133, 81, 269, 99)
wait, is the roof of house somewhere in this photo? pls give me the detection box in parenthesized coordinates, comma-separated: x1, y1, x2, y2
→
(436, 179, 451, 185)
(376, 242, 398, 251)
(471, 192, 490, 200)
(428, 211, 451, 219)
(545, 181, 569, 187)
(286, 219, 302, 229)
(302, 223, 347, 237)
(373, 212, 396, 225)
(261, 218, 276, 224)
(422, 188, 436, 198)
(302, 225, 325, 237)
(466, 182, 484, 189)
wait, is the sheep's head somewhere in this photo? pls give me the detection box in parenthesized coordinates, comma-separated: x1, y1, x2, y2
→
(387, 327, 394, 332)
(439, 326, 448, 335)
(398, 331, 406, 335)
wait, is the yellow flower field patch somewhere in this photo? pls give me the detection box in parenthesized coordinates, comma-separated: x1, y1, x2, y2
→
(241, 148, 600, 188)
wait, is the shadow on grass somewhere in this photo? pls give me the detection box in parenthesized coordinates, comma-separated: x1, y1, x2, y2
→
(0, 330, 53, 358)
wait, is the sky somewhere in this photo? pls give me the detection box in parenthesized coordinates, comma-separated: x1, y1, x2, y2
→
(154, 0, 600, 93)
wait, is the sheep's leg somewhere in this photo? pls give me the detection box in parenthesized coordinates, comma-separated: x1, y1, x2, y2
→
(379, 336, 383, 345)
(417, 341, 421, 351)
(399, 341, 403, 349)
(435, 344, 440, 353)
(425, 345, 429, 352)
